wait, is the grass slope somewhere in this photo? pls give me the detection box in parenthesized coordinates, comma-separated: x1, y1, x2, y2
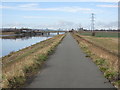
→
(1, 34, 65, 88)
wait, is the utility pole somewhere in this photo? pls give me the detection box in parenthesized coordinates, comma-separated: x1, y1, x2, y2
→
(91, 13, 95, 36)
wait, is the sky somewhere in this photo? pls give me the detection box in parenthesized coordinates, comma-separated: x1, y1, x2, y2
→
(0, 1, 118, 30)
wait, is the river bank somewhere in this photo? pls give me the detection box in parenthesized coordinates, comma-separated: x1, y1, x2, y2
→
(1, 34, 65, 88)
(1, 35, 52, 57)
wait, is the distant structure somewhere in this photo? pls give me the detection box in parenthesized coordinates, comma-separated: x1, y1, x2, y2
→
(69, 29, 75, 32)
(79, 28, 84, 31)
(78, 24, 84, 31)
(91, 13, 95, 31)
(91, 13, 96, 36)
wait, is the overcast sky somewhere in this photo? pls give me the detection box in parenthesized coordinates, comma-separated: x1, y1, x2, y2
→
(0, 1, 118, 30)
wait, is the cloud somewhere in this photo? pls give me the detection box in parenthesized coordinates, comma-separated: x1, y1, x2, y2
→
(97, 4, 118, 8)
(1, 3, 92, 13)
(27, 7, 92, 12)
(96, 21, 118, 29)
(23, 16, 64, 19)
(23, 16, 48, 19)
(3, 20, 78, 29)
(37, 20, 76, 29)
(3, 21, 118, 30)
(19, 3, 39, 8)
(57, 20, 75, 28)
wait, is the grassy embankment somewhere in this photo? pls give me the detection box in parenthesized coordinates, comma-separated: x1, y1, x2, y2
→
(72, 32, 119, 88)
(1, 34, 65, 88)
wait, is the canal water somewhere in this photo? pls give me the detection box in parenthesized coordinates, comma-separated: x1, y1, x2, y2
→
(1, 33, 62, 57)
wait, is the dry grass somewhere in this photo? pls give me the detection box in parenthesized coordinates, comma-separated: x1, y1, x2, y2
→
(1, 34, 65, 88)
(80, 35, 118, 55)
(72, 32, 119, 88)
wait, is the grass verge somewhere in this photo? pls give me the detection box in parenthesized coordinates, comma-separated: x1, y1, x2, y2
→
(1, 34, 65, 89)
(72, 32, 119, 89)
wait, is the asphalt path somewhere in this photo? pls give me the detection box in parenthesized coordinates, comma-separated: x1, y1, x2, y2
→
(26, 33, 115, 88)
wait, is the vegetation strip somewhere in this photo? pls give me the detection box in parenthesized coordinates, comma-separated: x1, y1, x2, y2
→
(79, 31, 119, 38)
(72, 32, 119, 89)
(76, 34, 118, 56)
(1, 34, 65, 88)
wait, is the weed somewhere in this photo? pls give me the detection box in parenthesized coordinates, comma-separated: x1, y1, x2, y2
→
(99, 66, 108, 72)
(37, 54, 48, 61)
(48, 48, 54, 55)
(7, 76, 25, 88)
(23, 66, 34, 75)
(114, 80, 120, 88)
(85, 50, 93, 57)
(104, 70, 117, 81)
(81, 46, 87, 49)
(95, 58, 105, 66)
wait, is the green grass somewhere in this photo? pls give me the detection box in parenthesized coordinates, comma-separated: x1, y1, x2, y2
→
(80, 32, 92, 36)
(95, 58, 106, 65)
(36, 54, 48, 62)
(80, 32, 119, 38)
(104, 70, 118, 81)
